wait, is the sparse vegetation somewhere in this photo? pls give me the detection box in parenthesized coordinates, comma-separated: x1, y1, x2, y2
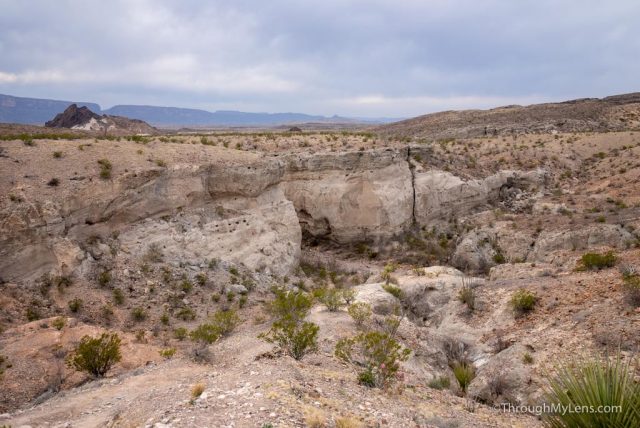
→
(452, 361, 475, 394)
(510, 289, 537, 315)
(97, 158, 112, 179)
(347, 302, 372, 327)
(578, 251, 617, 270)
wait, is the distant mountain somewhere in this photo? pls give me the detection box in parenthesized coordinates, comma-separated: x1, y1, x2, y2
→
(0, 94, 100, 125)
(375, 92, 640, 140)
(0, 93, 394, 127)
(45, 104, 157, 135)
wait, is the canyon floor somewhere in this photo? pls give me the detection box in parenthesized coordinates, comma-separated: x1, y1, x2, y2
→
(1, 129, 639, 427)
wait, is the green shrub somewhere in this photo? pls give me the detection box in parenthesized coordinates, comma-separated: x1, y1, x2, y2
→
(131, 307, 147, 322)
(380, 263, 397, 284)
(195, 273, 207, 286)
(98, 270, 112, 287)
(428, 375, 451, 390)
(314, 287, 345, 311)
(52, 317, 66, 331)
(113, 288, 125, 305)
(621, 274, 640, 307)
(180, 279, 193, 293)
(510, 289, 537, 315)
(160, 312, 170, 325)
(543, 355, 640, 428)
(173, 327, 188, 340)
(347, 302, 372, 327)
(335, 331, 411, 388)
(492, 252, 506, 264)
(259, 288, 319, 360)
(523, 352, 534, 364)
(190, 323, 220, 344)
(26, 306, 41, 321)
(176, 306, 196, 321)
(97, 159, 112, 179)
(67, 333, 121, 377)
(452, 361, 475, 394)
(457, 281, 476, 311)
(190, 309, 240, 344)
(578, 251, 617, 271)
(382, 284, 402, 299)
(342, 288, 357, 305)
(159, 347, 176, 359)
(68, 298, 83, 313)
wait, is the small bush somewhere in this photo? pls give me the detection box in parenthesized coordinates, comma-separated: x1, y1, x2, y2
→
(335, 331, 411, 388)
(113, 288, 125, 305)
(457, 280, 476, 311)
(47, 178, 60, 187)
(176, 306, 196, 321)
(97, 159, 112, 179)
(347, 302, 372, 327)
(259, 288, 319, 360)
(195, 273, 207, 286)
(314, 287, 345, 311)
(509, 289, 536, 315)
(523, 352, 534, 364)
(452, 361, 475, 394)
(544, 355, 640, 427)
(578, 251, 617, 271)
(380, 262, 397, 284)
(159, 347, 176, 359)
(52, 317, 66, 331)
(67, 333, 121, 377)
(68, 298, 83, 313)
(131, 307, 147, 322)
(210, 309, 241, 337)
(98, 270, 112, 287)
(173, 327, 188, 340)
(26, 305, 41, 321)
(160, 312, 170, 325)
(382, 283, 402, 299)
(53, 151, 63, 158)
(428, 375, 451, 390)
(191, 382, 206, 399)
(180, 279, 193, 293)
(342, 288, 357, 305)
(144, 243, 163, 263)
(621, 275, 640, 307)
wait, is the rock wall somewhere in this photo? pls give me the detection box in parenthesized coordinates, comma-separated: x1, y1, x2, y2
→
(281, 148, 414, 243)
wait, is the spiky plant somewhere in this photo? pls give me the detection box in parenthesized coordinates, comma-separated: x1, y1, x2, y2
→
(543, 355, 640, 428)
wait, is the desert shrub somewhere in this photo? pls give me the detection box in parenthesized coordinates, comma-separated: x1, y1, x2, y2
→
(226, 291, 235, 302)
(335, 416, 363, 428)
(342, 288, 357, 305)
(259, 288, 318, 360)
(347, 302, 372, 327)
(428, 375, 451, 390)
(113, 288, 125, 305)
(457, 278, 476, 311)
(173, 327, 188, 340)
(238, 295, 248, 308)
(180, 279, 193, 293)
(97, 158, 112, 179)
(195, 273, 207, 286)
(314, 287, 345, 311)
(621, 274, 640, 307)
(26, 304, 41, 321)
(144, 243, 163, 263)
(176, 306, 196, 321)
(209, 309, 240, 337)
(543, 355, 640, 428)
(510, 289, 537, 315)
(47, 178, 60, 187)
(523, 352, 534, 364)
(335, 331, 411, 388)
(578, 251, 617, 271)
(131, 306, 147, 322)
(68, 298, 83, 313)
(52, 317, 66, 331)
(452, 361, 475, 394)
(190, 323, 221, 345)
(135, 330, 147, 343)
(380, 262, 397, 284)
(160, 312, 170, 325)
(492, 252, 506, 264)
(67, 333, 121, 377)
(191, 382, 205, 399)
(382, 283, 402, 299)
(159, 347, 176, 359)
(98, 270, 112, 287)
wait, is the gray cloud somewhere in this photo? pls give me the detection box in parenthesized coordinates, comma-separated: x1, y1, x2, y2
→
(0, 0, 638, 116)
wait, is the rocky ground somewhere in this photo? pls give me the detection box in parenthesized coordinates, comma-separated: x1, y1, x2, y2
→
(1, 127, 639, 427)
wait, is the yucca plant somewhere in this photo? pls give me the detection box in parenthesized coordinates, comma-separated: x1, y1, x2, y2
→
(452, 361, 476, 394)
(543, 355, 640, 428)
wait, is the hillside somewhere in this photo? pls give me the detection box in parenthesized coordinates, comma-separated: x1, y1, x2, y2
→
(376, 92, 640, 140)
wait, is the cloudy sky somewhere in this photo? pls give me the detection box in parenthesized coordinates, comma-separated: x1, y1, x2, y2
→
(0, 0, 638, 117)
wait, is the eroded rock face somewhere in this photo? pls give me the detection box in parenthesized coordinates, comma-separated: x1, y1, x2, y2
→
(0, 161, 302, 281)
(413, 169, 547, 228)
(281, 148, 414, 243)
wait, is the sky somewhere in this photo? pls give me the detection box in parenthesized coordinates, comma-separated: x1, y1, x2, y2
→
(0, 0, 639, 117)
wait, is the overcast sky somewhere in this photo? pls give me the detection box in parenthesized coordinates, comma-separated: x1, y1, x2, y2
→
(0, 0, 638, 117)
